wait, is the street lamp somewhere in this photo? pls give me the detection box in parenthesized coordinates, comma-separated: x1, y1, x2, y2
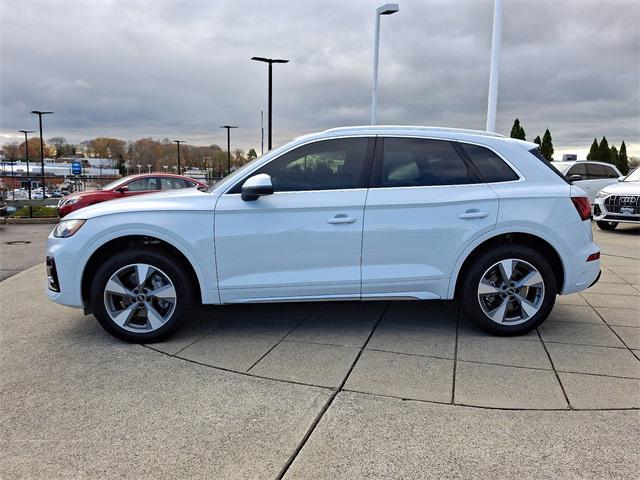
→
(251, 56, 289, 150)
(220, 126, 238, 176)
(163, 165, 168, 173)
(136, 164, 142, 174)
(147, 164, 152, 173)
(485, 0, 502, 132)
(371, 4, 399, 125)
(18, 130, 34, 200)
(174, 140, 184, 175)
(30, 110, 53, 195)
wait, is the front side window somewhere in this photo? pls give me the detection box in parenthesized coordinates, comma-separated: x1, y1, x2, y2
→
(567, 163, 587, 177)
(378, 138, 479, 187)
(603, 165, 619, 178)
(461, 143, 519, 183)
(242, 138, 370, 192)
(127, 177, 157, 191)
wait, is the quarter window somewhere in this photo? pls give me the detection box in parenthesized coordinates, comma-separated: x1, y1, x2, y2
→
(247, 138, 370, 192)
(378, 138, 479, 187)
(461, 143, 519, 182)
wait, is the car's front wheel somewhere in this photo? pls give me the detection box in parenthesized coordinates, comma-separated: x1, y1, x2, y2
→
(596, 220, 618, 230)
(90, 249, 194, 343)
(459, 245, 557, 335)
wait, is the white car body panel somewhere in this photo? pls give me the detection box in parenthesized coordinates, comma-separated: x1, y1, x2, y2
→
(46, 126, 601, 311)
(214, 189, 367, 302)
(593, 178, 640, 225)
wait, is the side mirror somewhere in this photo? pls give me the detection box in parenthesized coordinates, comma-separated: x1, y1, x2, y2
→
(241, 174, 273, 201)
(569, 174, 583, 182)
(618, 176, 626, 182)
(115, 185, 129, 193)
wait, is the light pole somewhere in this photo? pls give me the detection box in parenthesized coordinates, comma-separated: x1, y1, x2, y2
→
(147, 164, 152, 173)
(163, 165, 168, 173)
(136, 164, 142, 174)
(30, 110, 53, 194)
(485, 0, 502, 132)
(174, 140, 184, 175)
(371, 4, 399, 125)
(18, 130, 34, 200)
(260, 110, 264, 155)
(251, 57, 289, 150)
(220, 126, 238, 176)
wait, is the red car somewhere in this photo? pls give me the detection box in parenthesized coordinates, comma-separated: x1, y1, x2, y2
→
(57, 173, 207, 218)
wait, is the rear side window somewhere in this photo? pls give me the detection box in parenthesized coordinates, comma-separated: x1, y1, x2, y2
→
(603, 165, 619, 178)
(377, 138, 479, 187)
(586, 163, 608, 179)
(460, 143, 519, 183)
(529, 148, 571, 184)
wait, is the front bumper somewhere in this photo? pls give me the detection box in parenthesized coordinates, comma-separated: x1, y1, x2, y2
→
(594, 195, 640, 224)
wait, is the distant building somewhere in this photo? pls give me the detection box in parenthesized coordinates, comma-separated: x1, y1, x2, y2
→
(562, 154, 578, 162)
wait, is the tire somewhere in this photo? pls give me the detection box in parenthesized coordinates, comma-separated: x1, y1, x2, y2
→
(596, 221, 618, 230)
(459, 245, 557, 336)
(90, 249, 194, 343)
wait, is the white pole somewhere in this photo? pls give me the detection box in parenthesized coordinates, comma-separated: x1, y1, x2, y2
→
(371, 13, 381, 125)
(486, 0, 502, 132)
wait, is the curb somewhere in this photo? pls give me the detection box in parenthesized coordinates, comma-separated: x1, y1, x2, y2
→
(1, 217, 58, 224)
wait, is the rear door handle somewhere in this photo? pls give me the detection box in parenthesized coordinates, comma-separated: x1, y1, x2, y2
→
(327, 214, 357, 225)
(458, 210, 489, 219)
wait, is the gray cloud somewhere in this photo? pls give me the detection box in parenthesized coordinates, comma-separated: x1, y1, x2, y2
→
(1, 0, 638, 157)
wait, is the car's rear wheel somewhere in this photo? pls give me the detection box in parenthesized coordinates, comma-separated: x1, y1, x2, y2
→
(596, 220, 618, 230)
(459, 245, 556, 335)
(90, 250, 193, 343)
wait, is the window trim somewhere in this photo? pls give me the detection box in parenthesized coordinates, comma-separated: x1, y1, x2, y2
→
(224, 136, 376, 195)
(369, 136, 483, 189)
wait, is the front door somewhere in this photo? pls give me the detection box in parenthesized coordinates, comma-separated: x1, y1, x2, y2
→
(214, 137, 373, 303)
(362, 137, 499, 299)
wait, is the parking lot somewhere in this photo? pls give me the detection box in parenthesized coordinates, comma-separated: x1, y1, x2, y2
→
(1, 223, 638, 478)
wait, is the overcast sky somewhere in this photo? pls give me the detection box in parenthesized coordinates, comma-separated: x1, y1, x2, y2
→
(1, 0, 639, 158)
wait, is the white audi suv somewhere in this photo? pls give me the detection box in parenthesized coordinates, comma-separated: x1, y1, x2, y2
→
(46, 126, 601, 342)
(594, 167, 640, 230)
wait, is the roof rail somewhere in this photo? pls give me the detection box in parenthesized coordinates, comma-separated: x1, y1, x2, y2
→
(322, 125, 505, 138)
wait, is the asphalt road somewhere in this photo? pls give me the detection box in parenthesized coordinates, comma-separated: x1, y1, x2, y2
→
(0, 224, 53, 281)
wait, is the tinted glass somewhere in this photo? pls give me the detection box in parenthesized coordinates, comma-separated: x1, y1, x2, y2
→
(603, 165, 619, 178)
(586, 163, 607, 179)
(380, 138, 478, 187)
(567, 163, 587, 177)
(251, 138, 369, 192)
(461, 143, 519, 182)
(127, 177, 157, 191)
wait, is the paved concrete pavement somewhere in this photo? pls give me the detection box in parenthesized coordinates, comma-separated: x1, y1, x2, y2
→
(0, 224, 52, 281)
(1, 222, 638, 478)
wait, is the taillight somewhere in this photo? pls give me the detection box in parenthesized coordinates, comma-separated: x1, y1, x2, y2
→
(571, 196, 591, 221)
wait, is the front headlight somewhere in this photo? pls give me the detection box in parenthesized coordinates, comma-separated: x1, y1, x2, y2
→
(53, 219, 86, 238)
(596, 191, 609, 199)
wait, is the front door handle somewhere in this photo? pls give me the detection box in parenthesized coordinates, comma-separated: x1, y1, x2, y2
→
(458, 210, 489, 219)
(327, 214, 357, 225)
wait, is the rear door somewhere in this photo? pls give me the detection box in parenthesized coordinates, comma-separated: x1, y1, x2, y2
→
(361, 137, 499, 299)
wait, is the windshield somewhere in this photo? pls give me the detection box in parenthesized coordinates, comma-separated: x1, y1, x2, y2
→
(100, 177, 129, 190)
(623, 167, 639, 182)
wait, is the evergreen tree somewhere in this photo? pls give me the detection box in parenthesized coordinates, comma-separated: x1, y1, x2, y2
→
(509, 118, 526, 140)
(597, 136, 610, 164)
(533, 135, 542, 146)
(540, 128, 554, 161)
(618, 141, 629, 175)
(247, 148, 258, 160)
(610, 146, 619, 168)
(587, 138, 598, 160)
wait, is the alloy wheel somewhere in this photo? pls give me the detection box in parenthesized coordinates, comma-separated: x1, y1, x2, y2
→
(103, 263, 177, 333)
(477, 258, 545, 326)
